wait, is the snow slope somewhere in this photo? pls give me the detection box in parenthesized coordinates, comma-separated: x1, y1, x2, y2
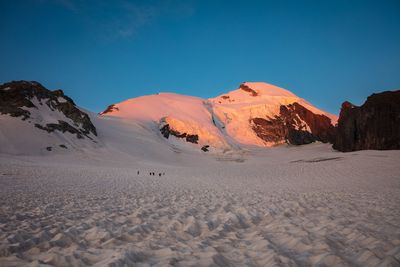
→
(100, 92, 231, 151)
(0, 96, 99, 155)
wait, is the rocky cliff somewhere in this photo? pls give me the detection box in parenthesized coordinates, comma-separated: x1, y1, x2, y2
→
(0, 80, 97, 139)
(333, 90, 400, 152)
(250, 102, 336, 145)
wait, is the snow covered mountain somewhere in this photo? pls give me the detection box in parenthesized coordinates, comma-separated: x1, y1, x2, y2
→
(0, 81, 98, 154)
(100, 93, 231, 153)
(100, 82, 337, 151)
(209, 82, 337, 146)
(0, 81, 338, 155)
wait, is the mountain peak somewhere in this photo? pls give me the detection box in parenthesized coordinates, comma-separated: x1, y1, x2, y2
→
(239, 82, 296, 98)
(210, 82, 299, 106)
(99, 81, 337, 150)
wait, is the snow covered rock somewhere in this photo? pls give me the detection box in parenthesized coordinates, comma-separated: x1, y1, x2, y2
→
(0, 81, 97, 138)
(159, 117, 199, 144)
(0, 81, 98, 154)
(333, 90, 400, 152)
(209, 82, 337, 146)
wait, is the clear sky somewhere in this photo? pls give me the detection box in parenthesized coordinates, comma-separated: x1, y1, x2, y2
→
(1, 0, 400, 114)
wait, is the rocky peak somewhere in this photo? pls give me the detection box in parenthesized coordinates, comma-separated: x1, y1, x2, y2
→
(100, 104, 119, 115)
(333, 90, 400, 152)
(341, 101, 355, 110)
(338, 101, 355, 118)
(0, 80, 97, 139)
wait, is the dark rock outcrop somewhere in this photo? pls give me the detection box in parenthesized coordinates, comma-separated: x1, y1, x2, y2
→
(100, 104, 119, 115)
(201, 145, 210, 152)
(160, 123, 199, 144)
(240, 83, 258, 96)
(251, 117, 287, 144)
(0, 81, 97, 138)
(34, 121, 86, 139)
(251, 102, 336, 145)
(333, 91, 400, 152)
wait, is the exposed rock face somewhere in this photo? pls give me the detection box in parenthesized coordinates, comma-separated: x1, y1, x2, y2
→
(239, 83, 258, 96)
(250, 102, 336, 145)
(34, 121, 87, 139)
(0, 81, 97, 139)
(333, 91, 400, 152)
(201, 145, 210, 152)
(160, 122, 199, 144)
(100, 104, 119, 115)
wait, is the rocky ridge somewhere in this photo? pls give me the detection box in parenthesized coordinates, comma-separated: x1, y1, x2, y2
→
(0, 81, 97, 139)
(333, 90, 400, 152)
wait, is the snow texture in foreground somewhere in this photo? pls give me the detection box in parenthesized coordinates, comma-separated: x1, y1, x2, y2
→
(0, 144, 400, 267)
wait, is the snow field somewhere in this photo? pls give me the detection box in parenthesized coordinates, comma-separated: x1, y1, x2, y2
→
(0, 145, 399, 266)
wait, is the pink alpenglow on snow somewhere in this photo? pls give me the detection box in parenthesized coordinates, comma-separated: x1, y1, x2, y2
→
(100, 82, 337, 149)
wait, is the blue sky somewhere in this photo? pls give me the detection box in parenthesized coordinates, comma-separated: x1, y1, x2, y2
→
(1, 0, 400, 114)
